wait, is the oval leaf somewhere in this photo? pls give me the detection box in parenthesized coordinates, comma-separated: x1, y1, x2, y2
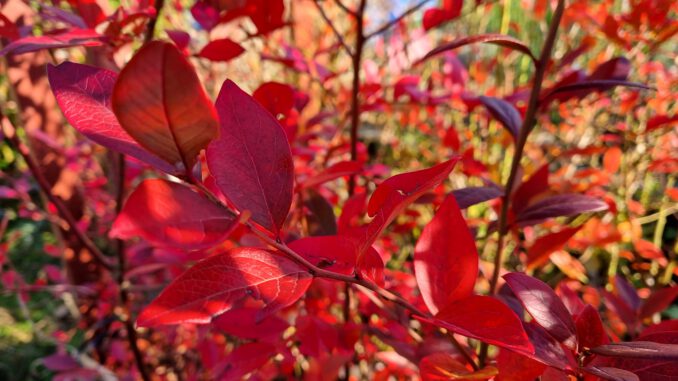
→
(478, 96, 522, 140)
(206, 79, 294, 234)
(590, 341, 678, 361)
(504, 272, 578, 349)
(112, 40, 219, 173)
(198, 38, 245, 62)
(420, 353, 497, 380)
(451, 186, 503, 209)
(47, 62, 177, 174)
(415, 195, 478, 315)
(422, 295, 534, 354)
(111, 179, 237, 250)
(137, 247, 312, 327)
(582, 366, 639, 381)
(515, 194, 608, 226)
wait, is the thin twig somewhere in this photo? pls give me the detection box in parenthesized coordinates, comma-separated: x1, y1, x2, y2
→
(145, 0, 166, 43)
(1, 115, 115, 270)
(313, 0, 354, 57)
(365, 0, 432, 40)
(335, 0, 356, 16)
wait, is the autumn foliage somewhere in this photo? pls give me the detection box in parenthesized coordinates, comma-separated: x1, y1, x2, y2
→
(0, 0, 677, 380)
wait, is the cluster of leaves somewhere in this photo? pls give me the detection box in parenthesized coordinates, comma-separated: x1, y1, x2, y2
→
(0, 0, 676, 380)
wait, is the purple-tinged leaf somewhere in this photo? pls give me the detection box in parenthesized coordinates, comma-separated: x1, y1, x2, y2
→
(614, 275, 641, 312)
(590, 341, 678, 361)
(206, 80, 294, 235)
(452, 186, 503, 209)
(47, 62, 177, 174)
(583, 366, 639, 381)
(137, 248, 312, 327)
(479, 96, 522, 139)
(110, 179, 238, 250)
(515, 194, 608, 226)
(639, 286, 678, 320)
(504, 273, 577, 349)
(541, 80, 653, 102)
(602, 290, 638, 331)
(522, 322, 576, 371)
(576, 304, 610, 350)
(417, 34, 536, 65)
(0, 28, 102, 56)
(414, 195, 478, 314)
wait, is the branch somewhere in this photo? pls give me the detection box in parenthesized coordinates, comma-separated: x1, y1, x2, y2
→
(334, 0, 356, 16)
(313, 0, 354, 57)
(145, 0, 165, 43)
(1, 115, 116, 271)
(365, 0, 432, 40)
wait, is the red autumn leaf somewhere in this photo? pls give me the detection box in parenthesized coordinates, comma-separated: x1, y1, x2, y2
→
(0, 28, 102, 56)
(245, 0, 286, 35)
(357, 246, 385, 287)
(136, 248, 312, 327)
(166, 30, 191, 51)
(515, 194, 608, 226)
(582, 366, 639, 381)
(300, 161, 363, 189)
(591, 341, 678, 361)
(496, 348, 547, 381)
(414, 195, 478, 315)
(575, 304, 610, 350)
(419, 353, 497, 380)
(338, 192, 368, 234)
(212, 308, 289, 340)
(112, 41, 219, 174)
(110, 179, 237, 250)
(295, 315, 338, 357)
(288, 235, 358, 275)
(604, 146, 623, 174)
(478, 96, 522, 139)
(418, 34, 536, 65)
(600, 335, 678, 380)
(526, 226, 582, 269)
(504, 273, 578, 349)
(423, 295, 533, 353)
(639, 286, 678, 320)
(451, 186, 503, 209)
(350, 159, 458, 254)
(511, 164, 549, 215)
(541, 80, 652, 102)
(522, 321, 576, 371)
(253, 81, 295, 117)
(206, 79, 294, 235)
(219, 342, 276, 381)
(198, 38, 245, 62)
(47, 62, 177, 174)
(422, 0, 463, 31)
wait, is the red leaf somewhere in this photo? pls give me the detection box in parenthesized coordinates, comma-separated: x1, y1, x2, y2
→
(451, 186, 503, 209)
(541, 80, 652, 102)
(47, 62, 177, 174)
(253, 81, 295, 117)
(418, 34, 536, 65)
(300, 161, 363, 189)
(295, 315, 338, 357)
(166, 30, 191, 51)
(219, 342, 275, 381)
(352, 159, 458, 254)
(478, 96, 522, 139)
(523, 322, 575, 370)
(575, 305, 610, 350)
(423, 295, 533, 353)
(198, 38, 245, 62)
(0, 28, 102, 56)
(212, 308, 289, 340)
(136, 248, 312, 327)
(504, 273, 577, 349)
(288, 236, 358, 275)
(511, 164, 549, 215)
(414, 195, 478, 314)
(419, 353, 497, 380)
(515, 194, 608, 226)
(591, 341, 678, 361)
(582, 366, 639, 381)
(110, 179, 237, 250)
(526, 226, 582, 269)
(639, 286, 678, 320)
(206, 79, 294, 234)
(112, 41, 219, 173)
(357, 246, 385, 287)
(496, 348, 547, 381)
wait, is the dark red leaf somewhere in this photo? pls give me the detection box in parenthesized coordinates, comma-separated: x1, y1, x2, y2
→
(419, 353, 497, 380)
(582, 366, 639, 381)
(166, 30, 191, 50)
(511, 164, 549, 214)
(414, 195, 478, 314)
(639, 286, 678, 320)
(0, 28, 102, 56)
(451, 186, 503, 209)
(423, 295, 533, 353)
(300, 161, 363, 189)
(110, 179, 237, 250)
(295, 315, 338, 357)
(515, 194, 608, 226)
(198, 38, 245, 62)
(541, 80, 652, 101)
(213, 308, 289, 340)
(253, 81, 295, 117)
(504, 273, 577, 349)
(112, 41, 219, 173)
(496, 348, 547, 381)
(418, 34, 536, 65)
(206, 79, 294, 235)
(478, 96, 522, 139)
(136, 248, 312, 327)
(523, 322, 575, 371)
(575, 304, 610, 350)
(591, 341, 678, 361)
(47, 62, 176, 174)
(357, 247, 385, 287)
(219, 342, 275, 381)
(526, 226, 582, 269)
